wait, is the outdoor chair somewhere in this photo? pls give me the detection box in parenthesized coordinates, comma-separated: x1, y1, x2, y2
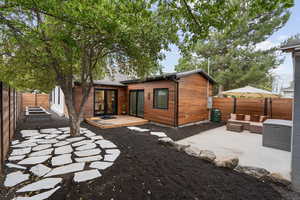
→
(227, 113, 267, 134)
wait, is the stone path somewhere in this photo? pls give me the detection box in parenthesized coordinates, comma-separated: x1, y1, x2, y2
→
(4, 127, 120, 200)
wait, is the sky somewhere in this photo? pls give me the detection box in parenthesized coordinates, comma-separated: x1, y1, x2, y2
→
(160, 0, 300, 88)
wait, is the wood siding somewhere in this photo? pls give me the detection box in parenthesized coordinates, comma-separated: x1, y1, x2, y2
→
(127, 80, 176, 126)
(74, 85, 127, 118)
(178, 74, 212, 125)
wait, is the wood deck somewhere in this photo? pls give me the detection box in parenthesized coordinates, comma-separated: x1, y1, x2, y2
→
(85, 115, 148, 129)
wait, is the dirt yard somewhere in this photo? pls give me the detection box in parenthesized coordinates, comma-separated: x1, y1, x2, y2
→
(1, 116, 298, 200)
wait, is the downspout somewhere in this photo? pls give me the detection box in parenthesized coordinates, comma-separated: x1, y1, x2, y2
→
(172, 77, 179, 127)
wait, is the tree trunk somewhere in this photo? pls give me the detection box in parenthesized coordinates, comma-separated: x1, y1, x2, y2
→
(63, 87, 81, 136)
(60, 78, 92, 137)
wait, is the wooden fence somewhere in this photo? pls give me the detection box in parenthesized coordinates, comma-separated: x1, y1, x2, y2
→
(0, 82, 22, 171)
(22, 93, 49, 111)
(213, 97, 293, 121)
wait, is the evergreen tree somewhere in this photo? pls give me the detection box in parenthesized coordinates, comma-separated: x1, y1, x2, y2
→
(175, 0, 291, 91)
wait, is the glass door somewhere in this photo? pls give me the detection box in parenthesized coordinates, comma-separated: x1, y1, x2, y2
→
(129, 90, 144, 117)
(106, 90, 117, 115)
(94, 90, 105, 115)
(94, 89, 117, 116)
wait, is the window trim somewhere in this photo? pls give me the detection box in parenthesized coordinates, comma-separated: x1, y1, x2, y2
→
(153, 88, 169, 109)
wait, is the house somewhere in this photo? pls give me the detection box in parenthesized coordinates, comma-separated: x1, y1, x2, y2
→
(50, 69, 216, 127)
(281, 82, 294, 98)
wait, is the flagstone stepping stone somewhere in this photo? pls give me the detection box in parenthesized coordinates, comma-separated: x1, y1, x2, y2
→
(26, 134, 48, 139)
(54, 145, 73, 154)
(66, 137, 85, 143)
(72, 140, 94, 147)
(50, 130, 63, 134)
(4, 171, 29, 187)
(11, 147, 31, 156)
(14, 186, 61, 200)
(21, 139, 45, 144)
(12, 142, 37, 148)
(89, 161, 113, 170)
(29, 148, 53, 157)
(21, 130, 39, 137)
(32, 144, 52, 151)
(40, 128, 58, 133)
(75, 155, 102, 163)
(104, 154, 120, 162)
(73, 169, 101, 183)
(150, 132, 167, 138)
(75, 143, 97, 151)
(90, 135, 104, 140)
(12, 140, 20, 145)
(17, 178, 62, 193)
(53, 141, 70, 147)
(18, 155, 51, 165)
(84, 131, 96, 138)
(8, 155, 26, 161)
(30, 164, 51, 177)
(6, 163, 26, 170)
(95, 140, 117, 149)
(127, 127, 149, 132)
(56, 134, 70, 140)
(44, 163, 85, 177)
(51, 154, 72, 166)
(58, 127, 69, 131)
(37, 139, 58, 144)
(74, 148, 101, 157)
(44, 134, 58, 139)
(106, 149, 120, 155)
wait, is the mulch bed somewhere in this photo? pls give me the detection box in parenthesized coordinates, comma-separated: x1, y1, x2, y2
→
(1, 116, 298, 200)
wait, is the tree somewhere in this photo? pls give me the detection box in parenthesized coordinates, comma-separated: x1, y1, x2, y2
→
(175, 0, 292, 91)
(0, 0, 178, 135)
(0, 0, 293, 135)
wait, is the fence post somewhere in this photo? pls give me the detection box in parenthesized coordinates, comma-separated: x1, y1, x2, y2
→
(233, 97, 237, 114)
(8, 87, 11, 140)
(0, 82, 3, 172)
(264, 98, 268, 116)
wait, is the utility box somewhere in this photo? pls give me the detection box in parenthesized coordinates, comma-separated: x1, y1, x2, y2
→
(207, 96, 213, 109)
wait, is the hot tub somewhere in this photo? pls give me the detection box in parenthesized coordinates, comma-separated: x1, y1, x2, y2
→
(263, 119, 292, 151)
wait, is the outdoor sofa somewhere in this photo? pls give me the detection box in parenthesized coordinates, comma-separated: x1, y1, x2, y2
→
(227, 113, 267, 134)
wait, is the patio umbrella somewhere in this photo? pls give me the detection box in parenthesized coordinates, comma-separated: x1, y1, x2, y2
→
(222, 86, 279, 98)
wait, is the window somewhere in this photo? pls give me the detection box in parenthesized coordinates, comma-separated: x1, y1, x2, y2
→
(153, 88, 168, 109)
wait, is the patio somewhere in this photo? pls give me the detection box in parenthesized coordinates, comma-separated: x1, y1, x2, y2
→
(177, 126, 291, 180)
(85, 115, 148, 129)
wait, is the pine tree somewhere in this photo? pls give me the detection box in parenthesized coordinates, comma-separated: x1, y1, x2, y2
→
(175, 0, 291, 91)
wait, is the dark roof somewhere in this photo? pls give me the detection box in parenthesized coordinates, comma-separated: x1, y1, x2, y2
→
(120, 69, 217, 84)
(93, 80, 125, 87)
(281, 39, 300, 52)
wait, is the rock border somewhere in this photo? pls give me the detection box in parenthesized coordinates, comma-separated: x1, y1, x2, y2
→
(157, 136, 291, 186)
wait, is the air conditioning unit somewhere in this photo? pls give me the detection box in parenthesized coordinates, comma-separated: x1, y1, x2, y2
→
(207, 96, 213, 109)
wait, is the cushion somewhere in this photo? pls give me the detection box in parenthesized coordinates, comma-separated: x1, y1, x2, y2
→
(244, 115, 251, 121)
(250, 115, 260, 122)
(236, 114, 245, 120)
(230, 113, 236, 120)
(260, 116, 267, 122)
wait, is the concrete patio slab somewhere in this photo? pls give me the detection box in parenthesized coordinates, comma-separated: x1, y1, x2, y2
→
(177, 126, 291, 180)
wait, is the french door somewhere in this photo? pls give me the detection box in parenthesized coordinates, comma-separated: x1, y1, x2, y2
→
(129, 90, 144, 117)
(94, 89, 118, 116)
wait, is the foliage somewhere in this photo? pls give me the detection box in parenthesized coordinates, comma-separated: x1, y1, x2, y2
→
(175, 0, 292, 91)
